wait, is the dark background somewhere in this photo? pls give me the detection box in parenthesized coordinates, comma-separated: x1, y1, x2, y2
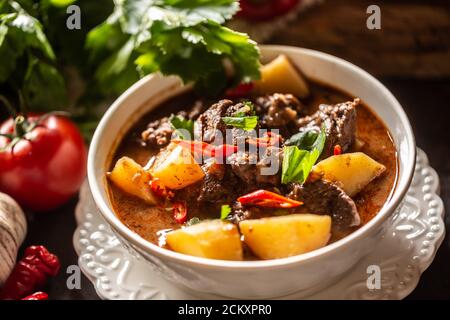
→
(17, 0, 450, 299)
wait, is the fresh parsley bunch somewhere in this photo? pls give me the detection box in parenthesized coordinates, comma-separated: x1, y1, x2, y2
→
(0, 0, 112, 112)
(86, 0, 261, 96)
(0, 0, 261, 139)
(0, 0, 67, 109)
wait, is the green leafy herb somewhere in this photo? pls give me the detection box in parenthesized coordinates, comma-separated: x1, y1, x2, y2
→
(46, 0, 77, 7)
(86, 0, 261, 96)
(281, 126, 326, 184)
(0, 0, 66, 109)
(285, 128, 320, 150)
(169, 114, 194, 140)
(186, 217, 201, 226)
(220, 204, 231, 220)
(222, 115, 258, 131)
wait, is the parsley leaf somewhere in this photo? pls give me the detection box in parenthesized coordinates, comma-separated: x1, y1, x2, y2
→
(222, 115, 258, 131)
(285, 128, 320, 150)
(0, 0, 66, 109)
(281, 126, 326, 184)
(86, 0, 260, 96)
(169, 114, 194, 140)
(220, 204, 231, 220)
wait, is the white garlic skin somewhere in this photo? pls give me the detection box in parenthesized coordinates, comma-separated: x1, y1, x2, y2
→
(0, 192, 27, 285)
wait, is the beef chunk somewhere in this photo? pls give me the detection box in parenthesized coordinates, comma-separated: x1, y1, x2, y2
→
(141, 117, 173, 148)
(195, 159, 242, 203)
(194, 100, 233, 144)
(288, 180, 360, 235)
(297, 99, 358, 159)
(194, 100, 257, 144)
(255, 94, 305, 131)
(228, 147, 282, 186)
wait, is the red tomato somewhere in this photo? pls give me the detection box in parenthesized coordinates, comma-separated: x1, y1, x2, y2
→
(238, 0, 300, 21)
(0, 114, 87, 211)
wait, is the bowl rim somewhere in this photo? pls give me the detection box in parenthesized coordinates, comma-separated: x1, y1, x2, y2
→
(88, 45, 416, 270)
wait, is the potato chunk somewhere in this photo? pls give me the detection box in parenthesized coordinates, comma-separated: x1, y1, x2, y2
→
(166, 220, 243, 260)
(109, 157, 157, 204)
(152, 144, 205, 190)
(313, 152, 386, 197)
(239, 214, 331, 260)
(254, 54, 310, 98)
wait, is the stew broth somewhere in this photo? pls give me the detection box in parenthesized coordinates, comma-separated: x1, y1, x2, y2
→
(108, 81, 398, 256)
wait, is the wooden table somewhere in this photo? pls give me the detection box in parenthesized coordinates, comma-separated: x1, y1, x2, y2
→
(18, 0, 450, 299)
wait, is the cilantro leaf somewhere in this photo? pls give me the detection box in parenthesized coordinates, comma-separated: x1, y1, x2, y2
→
(222, 115, 258, 131)
(220, 204, 231, 220)
(46, 0, 77, 7)
(281, 126, 326, 184)
(0, 0, 66, 109)
(169, 114, 194, 140)
(87, 0, 260, 96)
(285, 128, 320, 150)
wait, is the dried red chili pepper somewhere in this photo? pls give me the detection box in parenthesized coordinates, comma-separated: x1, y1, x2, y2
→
(333, 144, 342, 156)
(173, 201, 188, 224)
(175, 140, 238, 162)
(212, 144, 238, 161)
(238, 189, 303, 208)
(21, 292, 49, 300)
(225, 82, 254, 98)
(0, 245, 60, 300)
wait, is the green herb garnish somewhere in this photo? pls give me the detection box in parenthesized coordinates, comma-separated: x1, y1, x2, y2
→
(285, 128, 320, 150)
(222, 116, 258, 131)
(86, 0, 261, 96)
(281, 126, 326, 184)
(0, 0, 66, 109)
(220, 204, 232, 220)
(169, 114, 194, 140)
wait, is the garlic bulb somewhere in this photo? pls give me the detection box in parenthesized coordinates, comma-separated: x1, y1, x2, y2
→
(0, 193, 27, 285)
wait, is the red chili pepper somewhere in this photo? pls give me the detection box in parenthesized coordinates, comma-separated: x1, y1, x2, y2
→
(212, 144, 238, 161)
(238, 189, 303, 208)
(21, 292, 49, 300)
(173, 201, 188, 224)
(333, 145, 342, 156)
(225, 82, 254, 98)
(175, 140, 238, 162)
(0, 246, 60, 300)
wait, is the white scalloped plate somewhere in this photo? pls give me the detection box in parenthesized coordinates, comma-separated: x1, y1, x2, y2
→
(73, 148, 445, 300)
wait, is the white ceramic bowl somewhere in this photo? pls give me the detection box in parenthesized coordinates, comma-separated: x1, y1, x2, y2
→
(88, 45, 416, 299)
